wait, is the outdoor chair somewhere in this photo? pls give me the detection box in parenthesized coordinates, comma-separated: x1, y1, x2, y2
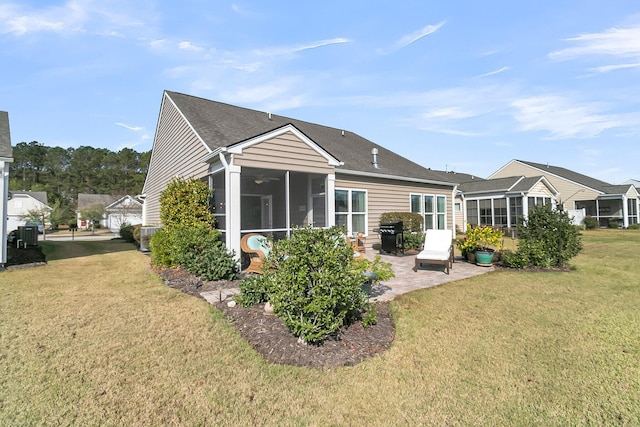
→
(241, 233, 271, 274)
(413, 229, 454, 274)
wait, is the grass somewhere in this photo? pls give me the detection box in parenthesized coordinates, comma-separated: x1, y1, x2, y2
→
(1, 230, 639, 425)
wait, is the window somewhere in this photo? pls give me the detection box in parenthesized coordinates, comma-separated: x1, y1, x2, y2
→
(479, 199, 492, 226)
(494, 198, 507, 227)
(510, 197, 523, 225)
(335, 189, 367, 234)
(467, 200, 478, 227)
(628, 199, 638, 225)
(411, 193, 447, 230)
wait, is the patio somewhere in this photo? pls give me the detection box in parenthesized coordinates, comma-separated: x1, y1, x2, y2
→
(363, 251, 494, 302)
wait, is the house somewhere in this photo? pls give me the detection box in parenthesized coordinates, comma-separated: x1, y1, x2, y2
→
(142, 91, 460, 258)
(491, 160, 640, 228)
(458, 175, 559, 230)
(6, 191, 51, 232)
(1, 111, 13, 267)
(105, 195, 143, 233)
(76, 193, 118, 230)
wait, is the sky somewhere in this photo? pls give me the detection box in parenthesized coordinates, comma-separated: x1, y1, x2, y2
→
(1, 1, 639, 184)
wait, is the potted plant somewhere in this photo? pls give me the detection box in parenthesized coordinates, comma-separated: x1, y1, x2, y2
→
(464, 224, 504, 265)
(456, 236, 479, 262)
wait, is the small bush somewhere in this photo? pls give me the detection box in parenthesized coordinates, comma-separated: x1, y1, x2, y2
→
(583, 216, 599, 229)
(149, 229, 174, 267)
(403, 232, 425, 251)
(132, 224, 142, 246)
(628, 223, 640, 230)
(501, 250, 528, 269)
(608, 221, 620, 229)
(265, 226, 375, 344)
(379, 212, 423, 233)
(236, 274, 271, 307)
(119, 223, 135, 242)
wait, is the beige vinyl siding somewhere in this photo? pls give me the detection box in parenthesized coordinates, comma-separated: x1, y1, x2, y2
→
(335, 175, 453, 241)
(493, 162, 600, 209)
(234, 132, 333, 174)
(528, 180, 554, 197)
(142, 96, 211, 225)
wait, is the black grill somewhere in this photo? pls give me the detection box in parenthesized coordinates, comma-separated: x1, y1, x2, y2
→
(377, 221, 404, 255)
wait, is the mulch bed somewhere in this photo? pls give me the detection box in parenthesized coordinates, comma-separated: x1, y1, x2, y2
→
(4, 245, 47, 269)
(157, 266, 395, 369)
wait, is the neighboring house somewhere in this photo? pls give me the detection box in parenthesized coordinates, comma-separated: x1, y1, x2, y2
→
(142, 91, 460, 257)
(491, 160, 640, 228)
(457, 175, 559, 230)
(105, 195, 143, 233)
(434, 171, 486, 233)
(6, 191, 51, 232)
(1, 111, 13, 267)
(76, 193, 118, 230)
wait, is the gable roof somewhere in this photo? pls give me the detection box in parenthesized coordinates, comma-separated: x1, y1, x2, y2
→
(77, 193, 118, 210)
(106, 195, 143, 211)
(0, 111, 13, 159)
(10, 191, 49, 206)
(165, 91, 456, 186)
(459, 175, 557, 196)
(510, 160, 612, 193)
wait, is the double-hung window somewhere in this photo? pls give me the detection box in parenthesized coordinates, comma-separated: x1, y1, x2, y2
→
(335, 189, 367, 234)
(411, 193, 446, 230)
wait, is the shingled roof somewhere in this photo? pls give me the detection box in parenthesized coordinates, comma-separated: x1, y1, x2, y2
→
(165, 91, 456, 186)
(77, 193, 118, 210)
(10, 191, 49, 206)
(516, 160, 612, 193)
(0, 111, 13, 159)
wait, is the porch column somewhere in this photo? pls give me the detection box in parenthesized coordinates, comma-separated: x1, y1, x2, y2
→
(522, 195, 529, 222)
(326, 173, 336, 227)
(622, 196, 629, 228)
(226, 163, 242, 260)
(506, 196, 511, 228)
(1, 163, 8, 266)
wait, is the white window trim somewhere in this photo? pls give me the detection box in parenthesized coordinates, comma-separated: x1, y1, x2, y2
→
(410, 193, 447, 230)
(335, 188, 368, 236)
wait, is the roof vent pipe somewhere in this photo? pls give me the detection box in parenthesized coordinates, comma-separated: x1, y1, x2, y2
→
(371, 148, 380, 169)
(268, 112, 272, 120)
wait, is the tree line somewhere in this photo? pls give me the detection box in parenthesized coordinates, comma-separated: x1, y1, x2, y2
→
(9, 141, 151, 226)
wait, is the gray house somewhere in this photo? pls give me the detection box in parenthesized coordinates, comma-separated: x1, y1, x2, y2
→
(142, 91, 460, 257)
(1, 111, 14, 267)
(491, 160, 640, 228)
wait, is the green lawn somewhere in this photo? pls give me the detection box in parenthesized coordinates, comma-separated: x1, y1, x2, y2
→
(1, 230, 639, 425)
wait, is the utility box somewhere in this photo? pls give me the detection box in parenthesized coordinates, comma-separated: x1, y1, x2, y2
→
(140, 226, 161, 252)
(17, 225, 38, 247)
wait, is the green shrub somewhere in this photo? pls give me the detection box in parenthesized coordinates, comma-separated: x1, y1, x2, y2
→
(119, 223, 135, 242)
(236, 274, 271, 307)
(150, 225, 237, 280)
(149, 229, 175, 267)
(608, 221, 620, 229)
(583, 216, 599, 229)
(160, 177, 214, 230)
(403, 232, 425, 251)
(132, 224, 141, 246)
(501, 249, 528, 269)
(510, 205, 582, 268)
(379, 212, 423, 233)
(628, 223, 640, 230)
(264, 226, 375, 344)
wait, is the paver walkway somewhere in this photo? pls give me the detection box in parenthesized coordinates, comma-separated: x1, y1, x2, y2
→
(202, 250, 494, 304)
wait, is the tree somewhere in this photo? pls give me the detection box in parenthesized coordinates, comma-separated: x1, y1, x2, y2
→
(80, 204, 106, 234)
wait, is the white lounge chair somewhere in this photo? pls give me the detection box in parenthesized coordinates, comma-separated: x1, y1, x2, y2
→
(413, 229, 454, 274)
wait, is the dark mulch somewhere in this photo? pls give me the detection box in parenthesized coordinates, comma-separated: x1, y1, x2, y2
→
(157, 266, 395, 369)
(4, 244, 47, 269)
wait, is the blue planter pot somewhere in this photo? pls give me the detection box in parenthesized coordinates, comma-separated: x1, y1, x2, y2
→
(475, 249, 494, 265)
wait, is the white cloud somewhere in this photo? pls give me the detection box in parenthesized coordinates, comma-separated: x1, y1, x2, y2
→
(510, 95, 627, 138)
(395, 22, 445, 49)
(253, 38, 349, 56)
(115, 122, 143, 132)
(549, 25, 640, 60)
(476, 66, 509, 78)
(178, 41, 204, 52)
(589, 62, 640, 73)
